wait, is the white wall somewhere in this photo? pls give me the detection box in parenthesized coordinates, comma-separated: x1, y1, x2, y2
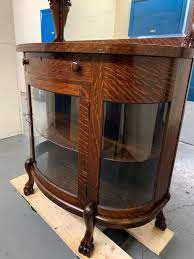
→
(0, 0, 21, 139)
(114, 0, 132, 39)
(65, 0, 117, 40)
(12, 0, 49, 44)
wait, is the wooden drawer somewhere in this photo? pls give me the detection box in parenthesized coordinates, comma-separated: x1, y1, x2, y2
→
(25, 53, 92, 85)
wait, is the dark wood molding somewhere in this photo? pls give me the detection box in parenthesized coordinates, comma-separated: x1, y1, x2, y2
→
(16, 40, 194, 58)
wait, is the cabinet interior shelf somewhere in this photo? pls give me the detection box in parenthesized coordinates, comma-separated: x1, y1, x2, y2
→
(35, 123, 160, 163)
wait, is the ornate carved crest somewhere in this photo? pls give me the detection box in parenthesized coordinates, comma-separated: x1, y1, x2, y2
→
(48, 0, 71, 9)
(48, 0, 57, 8)
(182, 25, 194, 48)
(182, 1, 194, 48)
(48, 0, 71, 42)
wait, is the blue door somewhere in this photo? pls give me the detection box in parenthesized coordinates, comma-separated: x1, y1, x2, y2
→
(129, 0, 188, 37)
(41, 9, 55, 43)
(129, 0, 193, 101)
(188, 70, 194, 101)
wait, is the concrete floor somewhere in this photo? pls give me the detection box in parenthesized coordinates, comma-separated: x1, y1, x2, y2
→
(180, 101, 194, 145)
(0, 135, 194, 259)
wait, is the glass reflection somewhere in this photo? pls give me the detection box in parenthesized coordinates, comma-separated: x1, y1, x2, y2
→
(31, 87, 79, 195)
(99, 102, 168, 208)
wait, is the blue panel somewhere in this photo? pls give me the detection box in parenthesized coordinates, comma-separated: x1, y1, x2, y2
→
(188, 69, 194, 101)
(188, 87, 194, 101)
(41, 9, 55, 43)
(129, 0, 193, 102)
(129, 0, 188, 37)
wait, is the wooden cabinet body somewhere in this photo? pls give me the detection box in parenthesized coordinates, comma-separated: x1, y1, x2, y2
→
(17, 40, 194, 256)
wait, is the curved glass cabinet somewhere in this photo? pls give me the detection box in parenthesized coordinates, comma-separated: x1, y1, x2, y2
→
(17, 40, 194, 258)
(31, 87, 169, 208)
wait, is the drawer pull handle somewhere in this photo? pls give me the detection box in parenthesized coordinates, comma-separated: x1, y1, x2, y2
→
(22, 58, 29, 66)
(71, 61, 81, 72)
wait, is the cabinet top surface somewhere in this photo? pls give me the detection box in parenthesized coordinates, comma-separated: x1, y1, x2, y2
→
(17, 39, 194, 58)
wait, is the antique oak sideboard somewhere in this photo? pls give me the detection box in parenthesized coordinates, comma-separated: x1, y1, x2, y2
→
(17, 40, 194, 257)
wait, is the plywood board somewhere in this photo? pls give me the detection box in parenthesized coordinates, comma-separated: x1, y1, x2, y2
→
(10, 174, 132, 259)
(126, 220, 174, 256)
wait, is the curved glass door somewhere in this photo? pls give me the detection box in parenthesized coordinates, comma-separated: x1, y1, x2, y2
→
(99, 102, 169, 209)
(31, 86, 79, 195)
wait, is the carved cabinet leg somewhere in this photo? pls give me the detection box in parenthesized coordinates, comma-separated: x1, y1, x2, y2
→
(155, 210, 167, 231)
(78, 202, 96, 257)
(23, 158, 34, 196)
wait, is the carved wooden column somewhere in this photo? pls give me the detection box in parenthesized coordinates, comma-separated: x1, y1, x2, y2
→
(48, 0, 71, 42)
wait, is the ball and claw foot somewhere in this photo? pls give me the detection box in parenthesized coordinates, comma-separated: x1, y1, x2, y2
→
(155, 211, 167, 231)
(23, 184, 34, 196)
(78, 240, 94, 258)
(78, 202, 95, 257)
(24, 158, 34, 196)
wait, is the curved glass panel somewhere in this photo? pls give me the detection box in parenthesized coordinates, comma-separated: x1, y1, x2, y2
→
(99, 102, 168, 209)
(31, 87, 79, 195)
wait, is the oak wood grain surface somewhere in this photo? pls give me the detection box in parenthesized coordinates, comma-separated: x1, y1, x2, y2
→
(19, 38, 194, 256)
(103, 55, 178, 103)
(17, 39, 194, 58)
(21, 49, 193, 224)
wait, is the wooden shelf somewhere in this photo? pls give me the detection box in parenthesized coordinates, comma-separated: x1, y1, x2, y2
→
(33, 111, 78, 152)
(34, 124, 161, 164)
(103, 137, 161, 163)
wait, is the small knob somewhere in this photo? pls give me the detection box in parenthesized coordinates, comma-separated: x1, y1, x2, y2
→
(22, 58, 29, 66)
(71, 62, 81, 72)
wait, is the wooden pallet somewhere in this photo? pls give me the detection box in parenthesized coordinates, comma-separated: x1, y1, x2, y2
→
(10, 174, 174, 259)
